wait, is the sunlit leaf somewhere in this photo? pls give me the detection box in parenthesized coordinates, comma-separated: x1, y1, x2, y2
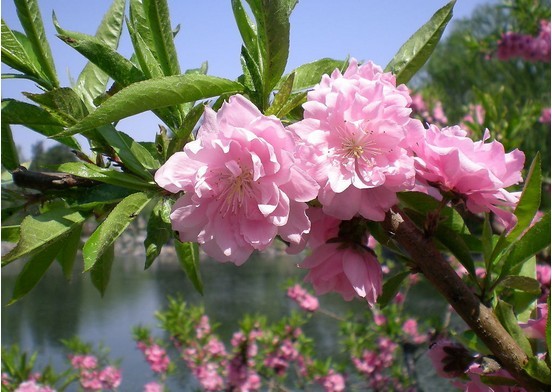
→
(1, 225, 20, 243)
(266, 72, 294, 116)
(23, 88, 88, 127)
(14, 0, 58, 87)
(58, 75, 243, 136)
(231, 0, 258, 58)
(2, 208, 87, 265)
(57, 162, 156, 191)
(75, 0, 126, 109)
(385, 0, 455, 84)
(175, 240, 203, 295)
(524, 356, 551, 385)
(498, 275, 541, 295)
(280, 58, 344, 92)
(83, 191, 151, 271)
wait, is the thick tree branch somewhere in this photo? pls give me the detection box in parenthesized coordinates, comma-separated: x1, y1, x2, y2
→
(382, 208, 547, 391)
(11, 166, 98, 191)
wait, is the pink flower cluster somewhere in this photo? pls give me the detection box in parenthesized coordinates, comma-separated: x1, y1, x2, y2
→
(315, 369, 346, 392)
(410, 92, 448, 126)
(352, 337, 401, 390)
(137, 341, 171, 374)
(497, 20, 551, 62)
(69, 354, 121, 391)
(286, 284, 319, 312)
(156, 58, 525, 304)
(13, 380, 55, 392)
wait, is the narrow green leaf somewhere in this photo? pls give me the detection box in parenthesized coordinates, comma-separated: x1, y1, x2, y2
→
(56, 224, 83, 280)
(83, 192, 151, 271)
(275, 92, 307, 119)
(245, 0, 293, 93)
(265, 72, 294, 116)
(280, 58, 344, 92)
(59, 74, 243, 136)
(75, 0, 126, 109)
(377, 270, 410, 308)
(126, 16, 164, 79)
(8, 241, 59, 305)
(57, 162, 156, 191)
(494, 300, 533, 356)
(2, 208, 87, 265)
(231, 0, 258, 57)
(144, 197, 173, 269)
(1, 122, 20, 171)
(64, 184, 136, 210)
(14, 0, 59, 87)
(498, 275, 542, 295)
(500, 211, 551, 278)
(167, 102, 207, 155)
(385, 0, 455, 85)
(1, 19, 48, 87)
(90, 243, 115, 296)
(23, 88, 88, 126)
(523, 356, 551, 385)
(175, 240, 203, 295)
(2, 99, 80, 149)
(1, 225, 20, 243)
(143, 0, 180, 76)
(96, 126, 158, 179)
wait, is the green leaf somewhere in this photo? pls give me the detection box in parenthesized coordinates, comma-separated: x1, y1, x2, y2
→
(14, 0, 58, 87)
(281, 58, 344, 91)
(494, 300, 533, 356)
(1, 225, 20, 243)
(500, 211, 550, 278)
(56, 223, 82, 280)
(96, 125, 158, 179)
(126, 15, 164, 79)
(377, 270, 410, 308)
(265, 71, 294, 116)
(385, 0, 455, 85)
(482, 213, 494, 269)
(143, 0, 180, 77)
(1, 19, 49, 88)
(498, 275, 542, 295)
(524, 356, 551, 385)
(1, 99, 80, 149)
(74, 0, 126, 109)
(175, 240, 203, 295)
(57, 162, 156, 191)
(90, 243, 115, 296)
(23, 88, 88, 127)
(2, 208, 87, 266)
(245, 0, 294, 102)
(59, 74, 243, 136)
(231, 0, 258, 57)
(492, 155, 542, 263)
(8, 241, 59, 305)
(144, 197, 173, 269)
(64, 183, 136, 210)
(1, 122, 20, 171)
(167, 101, 207, 155)
(83, 192, 151, 271)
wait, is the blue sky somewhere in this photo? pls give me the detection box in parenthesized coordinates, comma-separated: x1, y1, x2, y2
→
(1, 0, 491, 159)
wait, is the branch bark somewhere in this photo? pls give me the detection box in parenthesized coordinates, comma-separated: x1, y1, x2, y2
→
(11, 166, 98, 191)
(382, 208, 547, 391)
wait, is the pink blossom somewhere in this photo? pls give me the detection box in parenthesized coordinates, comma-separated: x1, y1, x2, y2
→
(143, 381, 163, 392)
(289, 58, 417, 221)
(520, 303, 548, 339)
(536, 263, 551, 287)
(373, 313, 387, 326)
(539, 107, 551, 123)
(138, 343, 170, 374)
(196, 315, 211, 339)
(427, 339, 473, 378)
(98, 366, 122, 389)
(497, 21, 551, 63)
(402, 319, 427, 344)
(79, 370, 103, 391)
(70, 354, 98, 370)
(155, 94, 319, 264)
(453, 362, 524, 392)
(14, 381, 55, 392)
(205, 337, 227, 357)
(287, 284, 319, 312)
(194, 363, 224, 391)
(410, 125, 524, 227)
(301, 242, 382, 305)
(318, 369, 346, 392)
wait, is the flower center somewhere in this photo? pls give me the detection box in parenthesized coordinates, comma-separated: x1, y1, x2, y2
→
(218, 169, 254, 216)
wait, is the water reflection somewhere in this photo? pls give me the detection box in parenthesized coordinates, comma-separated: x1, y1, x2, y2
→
(2, 248, 453, 391)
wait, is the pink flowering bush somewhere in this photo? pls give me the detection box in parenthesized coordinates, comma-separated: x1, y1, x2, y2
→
(155, 94, 319, 264)
(497, 20, 551, 63)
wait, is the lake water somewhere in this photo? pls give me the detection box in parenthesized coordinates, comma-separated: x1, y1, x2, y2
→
(2, 245, 454, 391)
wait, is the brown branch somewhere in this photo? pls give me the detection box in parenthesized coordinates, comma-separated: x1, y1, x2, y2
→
(382, 208, 547, 391)
(11, 166, 98, 191)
